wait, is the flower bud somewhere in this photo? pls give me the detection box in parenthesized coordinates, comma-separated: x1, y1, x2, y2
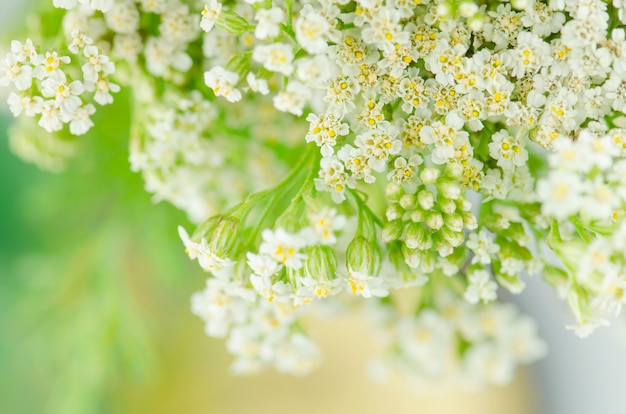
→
(458, 198, 472, 212)
(420, 167, 440, 184)
(386, 203, 404, 220)
(386, 182, 404, 200)
(435, 239, 453, 257)
(463, 212, 478, 230)
(459, 1, 479, 17)
(399, 193, 417, 210)
(405, 223, 432, 250)
(410, 208, 426, 223)
(402, 244, 421, 268)
(438, 179, 461, 199)
(441, 227, 465, 247)
(346, 236, 378, 275)
(209, 216, 240, 257)
(496, 271, 526, 294)
(436, 2, 452, 17)
(444, 212, 464, 232)
(304, 245, 337, 280)
(444, 162, 464, 179)
(511, 0, 528, 9)
(382, 219, 404, 242)
(216, 10, 252, 34)
(192, 214, 223, 241)
(426, 211, 444, 230)
(439, 197, 457, 214)
(417, 189, 435, 210)
(467, 14, 484, 31)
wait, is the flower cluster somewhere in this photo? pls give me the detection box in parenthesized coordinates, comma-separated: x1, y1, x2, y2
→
(1, 33, 117, 136)
(4, 0, 626, 392)
(367, 292, 546, 389)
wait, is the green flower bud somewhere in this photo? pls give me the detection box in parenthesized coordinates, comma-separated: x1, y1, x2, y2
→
(439, 197, 457, 214)
(386, 182, 404, 200)
(436, 2, 452, 17)
(444, 212, 464, 232)
(216, 10, 253, 34)
(444, 162, 463, 179)
(466, 13, 484, 31)
(457, 198, 472, 212)
(399, 193, 417, 210)
(417, 189, 435, 210)
(410, 208, 426, 223)
(463, 212, 478, 230)
(402, 244, 421, 268)
(192, 214, 223, 241)
(438, 179, 461, 199)
(382, 219, 404, 242)
(405, 223, 432, 250)
(441, 227, 465, 247)
(496, 271, 526, 294)
(426, 211, 444, 230)
(386, 203, 405, 220)
(434, 238, 453, 257)
(304, 245, 337, 280)
(420, 167, 440, 184)
(209, 216, 240, 257)
(346, 236, 379, 275)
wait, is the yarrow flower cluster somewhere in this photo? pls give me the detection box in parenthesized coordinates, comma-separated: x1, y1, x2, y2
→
(5, 0, 626, 391)
(1, 33, 117, 136)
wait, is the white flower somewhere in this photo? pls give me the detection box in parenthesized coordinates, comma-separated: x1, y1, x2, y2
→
(467, 230, 500, 265)
(254, 7, 284, 40)
(247, 252, 282, 277)
(308, 207, 346, 245)
(488, 130, 528, 170)
(259, 228, 308, 269)
(246, 72, 269, 95)
(252, 43, 294, 76)
(295, 6, 330, 54)
(10, 39, 37, 63)
(537, 171, 585, 220)
(296, 276, 343, 302)
(69, 104, 96, 135)
(105, 1, 140, 34)
(82, 46, 115, 83)
(204, 66, 242, 102)
(273, 81, 310, 116)
(37, 100, 64, 132)
(347, 270, 389, 298)
(87, 76, 121, 106)
(68, 30, 93, 54)
(201, 0, 222, 33)
(464, 269, 498, 304)
(53, 0, 78, 9)
(41, 71, 84, 116)
(177, 225, 235, 274)
(0, 53, 33, 91)
(305, 111, 349, 156)
(250, 274, 292, 303)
